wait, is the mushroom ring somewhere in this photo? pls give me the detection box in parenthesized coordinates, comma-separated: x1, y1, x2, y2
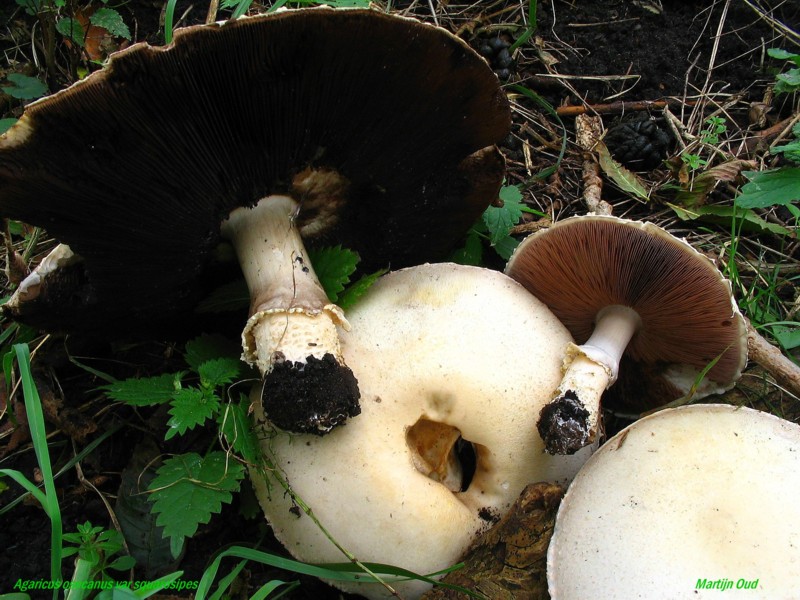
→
(250, 263, 590, 599)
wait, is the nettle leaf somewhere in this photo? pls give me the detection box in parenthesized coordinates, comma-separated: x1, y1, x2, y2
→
(735, 168, 800, 209)
(2, 73, 47, 100)
(483, 185, 523, 245)
(198, 357, 243, 388)
(219, 395, 260, 465)
(166, 388, 220, 440)
(101, 372, 184, 406)
(56, 17, 86, 45)
(185, 334, 242, 371)
(308, 245, 360, 302)
(149, 452, 244, 557)
(90, 7, 131, 40)
(337, 268, 387, 310)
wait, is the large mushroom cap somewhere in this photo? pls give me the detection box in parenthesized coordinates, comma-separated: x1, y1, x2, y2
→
(548, 404, 800, 599)
(0, 8, 510, 331)
(251, 263, 589, 599)
(506, 215, 747, 407)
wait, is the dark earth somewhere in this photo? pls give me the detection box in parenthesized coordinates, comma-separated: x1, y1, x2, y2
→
(1, 1, 798, 598)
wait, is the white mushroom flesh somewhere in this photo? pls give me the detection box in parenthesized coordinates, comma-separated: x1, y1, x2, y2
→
(548, 404, 800, 599)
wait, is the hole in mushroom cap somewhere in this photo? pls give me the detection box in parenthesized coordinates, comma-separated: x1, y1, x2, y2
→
(406, 418, 477, 493)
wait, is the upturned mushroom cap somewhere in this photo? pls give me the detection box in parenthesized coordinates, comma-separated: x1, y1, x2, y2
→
(547, 404, 800, 599)
(0, 8, 510, 331)
(250, 263, 590, 599)
(0, 8, 510, 435)
(505, 215, 747, 453)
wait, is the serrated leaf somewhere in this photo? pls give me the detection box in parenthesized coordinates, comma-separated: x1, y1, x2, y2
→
(735, 168, 800, 208)
(219, 396, 260, 465)
(184, 334, 242, 371)
(198, 357, 243, 388)
(101, 372, 183, 406)
(483, 186, 523, 245)
(56, 17, 86, 45)
(90, 7, 131, 40)
(307, 246, 359, 302)
(667, 203, 791, 236)
(597, 141, 650, 201)
(149, 452, 244, 557)
(165, 388, 220, 440)
(337, 268, 387, 310)
(195, 279, 249, 314)
(2, 73, 47, 100)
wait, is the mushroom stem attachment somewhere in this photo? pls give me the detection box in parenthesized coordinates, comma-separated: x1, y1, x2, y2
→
(539, 305, 641, 455)
(222, 195, 360, 435)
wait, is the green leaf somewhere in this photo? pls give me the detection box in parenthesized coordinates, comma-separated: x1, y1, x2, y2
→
(219, 396, 261, 465)
(0, 118, 17, 134)
(307, 246, 359, 302)
(450, 229, 484, 266)
(56, 17, 86, 45)
(337, 268, 387, 310)
(166, 388, 220, 440)
(597, 141, 650, 201)
(198, 357, 243, 388)
(2, 73, 47, 100)
(483, 185, 523, 245)
(767, 48, 800, 65)
(735, 168, 800, 209)
(90, 7, 131, 40)
(775, 69, 800, 94)
(108, 555, 137, 571)
(149, 452, 244, 557)
(185, 334, 242, 371)
(666, 203, 791, 236)
(493, 234, 520, 260)
(101, 372, 184, 406)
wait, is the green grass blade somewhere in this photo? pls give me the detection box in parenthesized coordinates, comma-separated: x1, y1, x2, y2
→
(14, 343, 63, 595)
(164, 0, 179, 44)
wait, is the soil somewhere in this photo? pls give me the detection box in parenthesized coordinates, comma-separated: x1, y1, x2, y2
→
(1, 1, 798, 599)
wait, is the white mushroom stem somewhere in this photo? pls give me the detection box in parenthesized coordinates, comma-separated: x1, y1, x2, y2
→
(541, 305, 641, 454)
(221, 195, 350, 375)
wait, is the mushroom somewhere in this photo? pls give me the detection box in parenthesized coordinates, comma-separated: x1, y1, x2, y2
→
(547, 404, 800, 599)
(250, 263, 591, 600)
(0, 8, 510, 434)
(505, 215, 747, 454)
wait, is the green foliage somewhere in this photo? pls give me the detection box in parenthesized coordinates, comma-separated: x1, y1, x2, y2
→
(149, 452, 245, 558)
(680, 116, 728, 173)
(453, 184, 540, 265)
(2, 73, 47, 100)
(62, 522, 136, 578)
(772, 121, 800, 164)
(90, 7, 131, 40)
(102, 335, 245, 440)
(55, 17, 86, 46)
(102, 372, 184, 406)
(735, 167, 800, 209)
(768, 48, 800, 95)
(0, 118, 18, 134)
(307, 245, 359, 302)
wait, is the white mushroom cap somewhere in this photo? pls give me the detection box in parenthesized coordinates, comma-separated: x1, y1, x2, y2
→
(548, 404, 800, 599)
(250, 263, 591, 599)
